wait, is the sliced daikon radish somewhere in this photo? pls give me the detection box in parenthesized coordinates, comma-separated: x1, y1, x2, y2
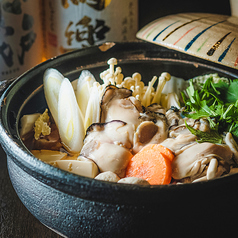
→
(76, 70, 96, 118)
(43, 68, 64, 125)
(20, 113, 41, 136)
(162, 75, 189, 96)
(58, 78, 84, 153)
(31, 149, 67, 162)
(54, 159, 99, 178)
(71, 79, 78, 92)
(84, 83, 101, 130)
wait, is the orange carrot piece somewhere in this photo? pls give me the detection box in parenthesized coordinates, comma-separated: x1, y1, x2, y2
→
(154, 144, 174, 162)
(125, 144, 174, 185)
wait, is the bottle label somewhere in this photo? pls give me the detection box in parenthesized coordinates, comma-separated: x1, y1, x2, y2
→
(0, 0, 43, 80)
(44, 0, 138, 58)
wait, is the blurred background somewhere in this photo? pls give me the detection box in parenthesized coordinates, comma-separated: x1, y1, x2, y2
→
(0, 0, 233, 80)
(139, 0, 231, 28)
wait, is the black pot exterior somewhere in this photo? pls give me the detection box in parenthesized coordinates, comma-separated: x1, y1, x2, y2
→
(7, 155, 238, 237)
(1, 42, 238, 237)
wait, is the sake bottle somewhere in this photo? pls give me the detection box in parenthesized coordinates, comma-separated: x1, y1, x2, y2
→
(0, 0, 44, 80)
(43, 0, 138, 59)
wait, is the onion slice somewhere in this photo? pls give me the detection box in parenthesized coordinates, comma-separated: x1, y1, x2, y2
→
(43, 68, 64, 125)
(58, 78, 84, 153)
(84, 83, 101, 130)
(76, 70, 96, 118)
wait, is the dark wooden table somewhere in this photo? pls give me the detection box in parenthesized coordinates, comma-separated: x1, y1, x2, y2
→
(0, 145, 61, 238)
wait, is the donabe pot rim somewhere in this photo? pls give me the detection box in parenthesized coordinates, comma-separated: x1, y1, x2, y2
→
(1, 42, 238, 205)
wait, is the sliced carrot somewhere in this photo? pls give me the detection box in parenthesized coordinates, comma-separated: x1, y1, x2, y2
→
(153, 144, 174, 162)
(125, 144, 174, 185)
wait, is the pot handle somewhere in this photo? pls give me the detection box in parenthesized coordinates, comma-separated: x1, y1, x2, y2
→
(0, 77, 16, 96)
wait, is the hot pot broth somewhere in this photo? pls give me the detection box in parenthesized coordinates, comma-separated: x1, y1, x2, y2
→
(20, 58, 238, 185)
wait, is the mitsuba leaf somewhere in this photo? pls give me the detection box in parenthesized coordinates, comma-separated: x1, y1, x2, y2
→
(224, 80, 238, 103)
(229, 123, 238, 143)
(182, 75, 238, 144)
(185, 121, 223, 144)
(215, 79, 238, 103)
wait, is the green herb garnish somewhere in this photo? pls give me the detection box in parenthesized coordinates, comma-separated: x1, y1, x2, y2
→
(182, 75, 238, 143)
(185, 121, 223, 144)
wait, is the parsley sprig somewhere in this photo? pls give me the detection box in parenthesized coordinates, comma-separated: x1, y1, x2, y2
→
(181, 76, 238, 143)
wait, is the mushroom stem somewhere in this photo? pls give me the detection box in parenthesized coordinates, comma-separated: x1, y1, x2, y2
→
(108, 58, 117, 73)
(142, 76, 157, 107)
(152, 72, 171, 104)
